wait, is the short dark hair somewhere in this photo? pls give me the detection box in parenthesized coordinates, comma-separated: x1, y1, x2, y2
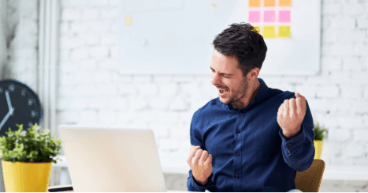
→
(213, 23, 267, 76)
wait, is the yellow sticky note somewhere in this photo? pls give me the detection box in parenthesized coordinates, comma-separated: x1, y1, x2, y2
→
(125, 16, 132, 25)
(263, 26, 275, 38)
(264, 0, 275, 7)
(253, 26, 261, 34)
(279, 0, 292, 7)
(278, 26, 290, 38)
(249, 0, 260, 7)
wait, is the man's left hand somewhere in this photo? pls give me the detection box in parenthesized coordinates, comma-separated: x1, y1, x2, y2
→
(277, 92, 307, 139)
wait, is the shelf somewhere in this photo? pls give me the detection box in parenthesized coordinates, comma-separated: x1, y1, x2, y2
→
(323, 165, 368, 181)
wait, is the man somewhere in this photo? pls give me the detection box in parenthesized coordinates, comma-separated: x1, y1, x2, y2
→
(186, 23, 314, 192)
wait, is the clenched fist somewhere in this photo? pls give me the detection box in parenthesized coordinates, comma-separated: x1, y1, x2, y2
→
(187, 145, 213, 185)
(277, 92, 307, 139)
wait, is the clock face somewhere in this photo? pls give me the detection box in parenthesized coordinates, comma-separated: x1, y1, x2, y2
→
(0, 79, 43, 136)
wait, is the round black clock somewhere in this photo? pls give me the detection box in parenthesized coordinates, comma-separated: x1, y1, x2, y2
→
(0, 79, 43, 136)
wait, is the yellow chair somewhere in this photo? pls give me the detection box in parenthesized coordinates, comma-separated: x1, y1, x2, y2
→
(295, 159, 325, 192)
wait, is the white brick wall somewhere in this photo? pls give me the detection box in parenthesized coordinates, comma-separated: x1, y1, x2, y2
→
(52, 0, 368, 168)
(5, 0, 38, 91)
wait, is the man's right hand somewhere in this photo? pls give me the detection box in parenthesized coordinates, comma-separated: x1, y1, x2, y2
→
(187, 145, 213, 185)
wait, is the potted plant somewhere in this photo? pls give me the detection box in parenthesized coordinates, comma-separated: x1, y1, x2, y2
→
(313, 122, 328, 159)
(0, 123, 62, 192)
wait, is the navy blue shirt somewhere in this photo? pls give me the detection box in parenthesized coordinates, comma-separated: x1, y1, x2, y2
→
(187, 78, 315, 192)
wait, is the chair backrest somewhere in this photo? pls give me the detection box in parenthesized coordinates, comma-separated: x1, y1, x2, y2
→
(294, 159, 325, 192)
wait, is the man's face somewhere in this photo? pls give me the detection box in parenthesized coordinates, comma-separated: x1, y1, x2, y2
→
(210, 49, 249, 107)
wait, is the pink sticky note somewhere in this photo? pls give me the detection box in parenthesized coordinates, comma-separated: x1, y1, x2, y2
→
(249, 11, 260, 23)
(264, 11, 275, 22)
(279, 10, 291, 22)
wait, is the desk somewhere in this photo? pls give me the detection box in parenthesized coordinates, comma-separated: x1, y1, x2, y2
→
(47, 190, 198, 193)
(48, 184, 189, 192)
(47, 190, 197, 193)
(47, 185, 198, 193)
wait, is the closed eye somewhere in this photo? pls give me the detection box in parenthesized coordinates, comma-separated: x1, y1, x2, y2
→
(220, 73, 232, 78)
(210, 67, 233, 77)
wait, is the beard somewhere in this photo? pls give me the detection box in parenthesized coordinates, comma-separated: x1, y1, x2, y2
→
(218, 77, 249, 109)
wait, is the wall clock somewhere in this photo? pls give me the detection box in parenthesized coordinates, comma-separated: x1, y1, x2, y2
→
(0, 79, 43, 136)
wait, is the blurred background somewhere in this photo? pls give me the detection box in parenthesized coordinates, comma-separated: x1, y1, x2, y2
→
(0, 0, 367, 191)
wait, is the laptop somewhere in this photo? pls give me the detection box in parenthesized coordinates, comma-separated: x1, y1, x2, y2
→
(58, 125, 167, 192)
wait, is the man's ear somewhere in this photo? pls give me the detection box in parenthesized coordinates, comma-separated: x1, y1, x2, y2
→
(247, 68, 260, 80)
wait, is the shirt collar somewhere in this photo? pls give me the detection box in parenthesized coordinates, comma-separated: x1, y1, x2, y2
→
(217, 78, 269, 111)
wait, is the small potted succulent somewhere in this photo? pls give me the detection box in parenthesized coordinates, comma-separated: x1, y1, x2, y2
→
(313, 122, 328, 159)
(0, 123, 63, 192)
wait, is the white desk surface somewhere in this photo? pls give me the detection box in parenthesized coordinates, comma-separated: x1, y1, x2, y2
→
(47, 190, 198, 193)
(47, 188, 198, 193)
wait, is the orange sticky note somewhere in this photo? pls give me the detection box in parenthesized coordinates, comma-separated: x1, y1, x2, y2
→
(125, 16, 132, 25)
(264, 0, 275, 7)
(249, 0, 260, 7)
(279, 0, 292, 7)
(278, 26, 291, 38)
(263, 26, 275, 38)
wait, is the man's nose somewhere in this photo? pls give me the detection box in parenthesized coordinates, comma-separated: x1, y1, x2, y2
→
(211, 73, 220, 86)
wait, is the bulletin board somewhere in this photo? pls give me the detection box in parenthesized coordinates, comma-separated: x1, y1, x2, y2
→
(117, 0, 321, 75)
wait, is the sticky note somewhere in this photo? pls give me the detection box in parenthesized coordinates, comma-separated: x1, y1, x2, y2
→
(249, 11, 261, 23)
(264, 0, 275, 7)
(264, 11, 275, 22)
(263, 26, 275, 38)
(278, 26, 290, 38)
(125, 16, 132, 25)
(279, 0, 292, 7)
(253, 26, 261, 34)
(249, 0, 260, 7)
(279, 10, 291, 22)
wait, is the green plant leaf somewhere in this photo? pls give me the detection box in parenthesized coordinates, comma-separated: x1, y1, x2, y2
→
(313, 122, 328, 141)
(0, 124, 62, 163)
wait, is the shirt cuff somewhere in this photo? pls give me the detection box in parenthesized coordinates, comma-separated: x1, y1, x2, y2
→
(191, 173, 214, 191)
(279, 125, 307, 155)
(279, 125, 305, 143)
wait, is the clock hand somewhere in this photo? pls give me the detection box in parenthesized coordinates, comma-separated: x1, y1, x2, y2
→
(0, 111, 12, 131)
(9, 107, 14, 116)
(5, 91, 14, 111)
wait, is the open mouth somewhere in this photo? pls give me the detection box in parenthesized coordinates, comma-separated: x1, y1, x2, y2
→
(219, 88, 229, 95)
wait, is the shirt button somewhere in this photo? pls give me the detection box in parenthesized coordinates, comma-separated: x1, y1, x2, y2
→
(289, 155, 293, 158)
(236, 152, 240, 156)
(288, 143, 291, 146)
(236, 130, 240, 133)
(235, 175, 239, 178)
